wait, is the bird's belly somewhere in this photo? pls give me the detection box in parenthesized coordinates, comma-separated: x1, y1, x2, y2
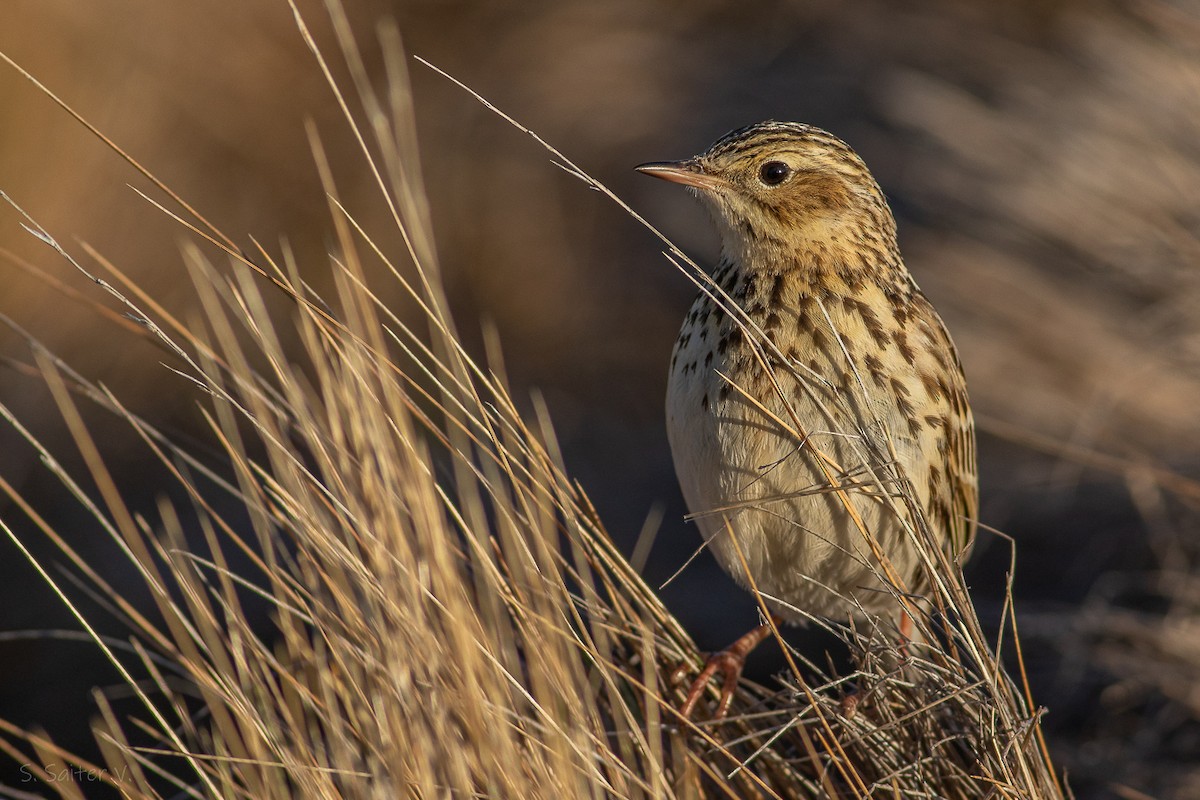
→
(666, 355, 922, 622)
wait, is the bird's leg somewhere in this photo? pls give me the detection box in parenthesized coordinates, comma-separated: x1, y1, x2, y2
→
(675, 615, 781, 719)
(898, 609, 913, 659)
(840, 611, 914, 719)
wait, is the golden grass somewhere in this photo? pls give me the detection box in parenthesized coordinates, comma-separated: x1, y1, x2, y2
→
(0, 4, 1066, 797)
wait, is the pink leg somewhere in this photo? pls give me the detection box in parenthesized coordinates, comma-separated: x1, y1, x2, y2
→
(676, 616, 780, 719)
(898, 609, 913, 659)
(900, 609, 913, 641)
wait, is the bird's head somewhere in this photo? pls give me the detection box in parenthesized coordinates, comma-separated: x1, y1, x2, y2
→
(637, 121, 895, 266)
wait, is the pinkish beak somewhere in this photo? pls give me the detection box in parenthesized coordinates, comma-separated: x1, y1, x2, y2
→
(635, 160, 725, 192)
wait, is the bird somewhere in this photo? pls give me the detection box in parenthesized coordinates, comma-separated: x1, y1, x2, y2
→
(637, 121, 978, 719)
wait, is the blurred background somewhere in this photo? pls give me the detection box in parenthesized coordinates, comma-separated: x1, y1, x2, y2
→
(1, 0, 1198, 796)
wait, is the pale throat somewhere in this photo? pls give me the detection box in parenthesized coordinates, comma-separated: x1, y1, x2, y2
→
(717, 212, 888, 285)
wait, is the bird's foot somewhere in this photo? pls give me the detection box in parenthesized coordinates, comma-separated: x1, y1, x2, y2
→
(837, 689, 860, 719)
(674, 620, 776, 720)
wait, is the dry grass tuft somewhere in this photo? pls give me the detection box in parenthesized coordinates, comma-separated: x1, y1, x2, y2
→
(0, 5, 1066, 798)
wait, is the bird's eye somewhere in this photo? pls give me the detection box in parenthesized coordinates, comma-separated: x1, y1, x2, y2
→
(759, 160, 791, 186)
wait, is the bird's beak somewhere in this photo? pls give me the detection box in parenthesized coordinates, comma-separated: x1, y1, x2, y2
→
(635, 159, 724, 191)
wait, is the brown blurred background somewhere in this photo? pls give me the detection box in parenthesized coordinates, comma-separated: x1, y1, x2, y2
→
(1, 0, 1198, 796)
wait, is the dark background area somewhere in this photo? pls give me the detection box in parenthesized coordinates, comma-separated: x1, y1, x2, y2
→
(0, 0, 1198, 796)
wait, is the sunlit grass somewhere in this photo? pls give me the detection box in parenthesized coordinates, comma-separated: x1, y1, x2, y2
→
(0, 3, 1066, 797)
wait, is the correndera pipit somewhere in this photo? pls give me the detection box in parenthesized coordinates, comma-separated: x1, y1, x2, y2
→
(638, 121, 978, 719)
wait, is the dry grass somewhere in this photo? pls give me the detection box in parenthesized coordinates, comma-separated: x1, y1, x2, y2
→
(0, 4, 1068, 798)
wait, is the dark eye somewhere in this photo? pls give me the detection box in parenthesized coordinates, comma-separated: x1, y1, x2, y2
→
(759, 160, 791, 186)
